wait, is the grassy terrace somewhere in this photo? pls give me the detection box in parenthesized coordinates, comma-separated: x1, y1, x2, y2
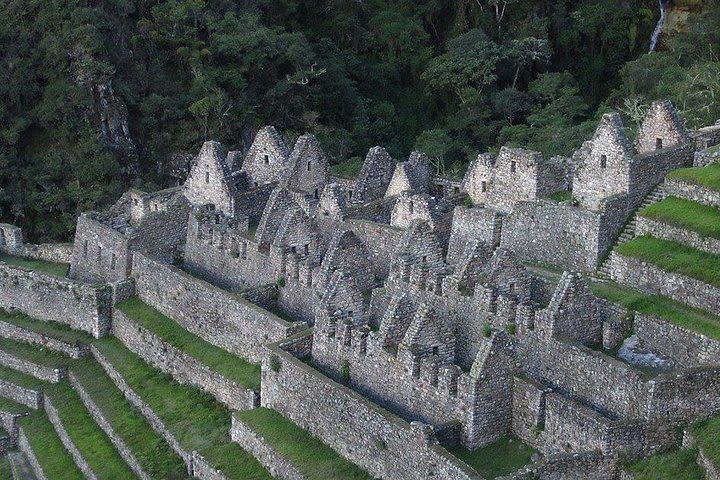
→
(627, 448, 704, 480)
(116, 297, 261, 391)
(0, 456, 10, 479)
(0, 364, 47, 390)
(20, 410, 84, 480)
(692, 416, 720, 471)
(0, 396, 29, 415)
(46, 382, 137, 479)
(616, 236, 720, 288)
(591, 281, 720, 341)
(0, 336, 71, 369)
(236, 407, 372, 480)
(0, 253, 69, 277)
(448, 436, 536, 479)
(0, 309, 93, 345)
(668, 162, 720, 192)
(71, 360, 187, 479)
(639, 196, 720, 239)
(93, 338, 271, 480)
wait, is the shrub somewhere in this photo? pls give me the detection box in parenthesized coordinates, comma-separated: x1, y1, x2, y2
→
(269, 354, 282, 373)
(276, 277, 286, 288)
(340, 360, 350, 383)
(483, 323, 492, 337)
(505, 323, 516, 335)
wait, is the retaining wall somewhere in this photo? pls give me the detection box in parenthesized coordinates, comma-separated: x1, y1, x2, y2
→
(635, 216, 720, 255)
(0, 379, 42, 409)
(131, 252, 305, 362)
(17, 426, 49, 480)
(0, 263, 112, 338)
(610, 252, 720, 316)
(113, 310, 258, 411)
(0, 319, 89, 359)
(261, 331, 482, 480)
(0, 349, 66, 383)
(664, 178, 720, 208)
(634, 313, 720, 368)
(44, 396, 97, 480)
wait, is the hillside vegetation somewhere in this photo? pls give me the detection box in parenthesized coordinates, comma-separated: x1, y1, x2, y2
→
(0, 0, 717, 241)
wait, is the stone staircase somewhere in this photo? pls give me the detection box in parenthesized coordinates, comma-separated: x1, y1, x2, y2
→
(596, 184, 667, 279)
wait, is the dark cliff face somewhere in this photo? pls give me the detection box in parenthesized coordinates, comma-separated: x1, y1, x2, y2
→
(94, 81, 140, 180)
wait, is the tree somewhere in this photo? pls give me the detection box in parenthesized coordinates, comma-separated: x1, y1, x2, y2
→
(415, 129, 453, 176)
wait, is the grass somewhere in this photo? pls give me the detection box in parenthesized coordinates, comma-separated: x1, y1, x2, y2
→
(93, 338, 271, 479)
(692, 416, 720, 470)
(628, 448, 704, 480)
(0, 396, 29, 414)
(591, 281, 720, 341)
(0, 253, 69, 277)
(0, 308, 93, 345)
(616, 236, 720, 288)
(0, 456, 10, 480)
(330, 157, 363, 179)
(0, 336, 71, 368)
(237, 407, 372, 480)
(46, 382, 137, 479)
(447, 436, 536, 479)
(0, 363, 47, 390)
(639, 196, 720, 239)
(668, 162, 720, 192)
(116, 297, 261, 390)
(20, 410, 85, 480)
(548, 190, 572, 202)
(71, 360, 188, 479)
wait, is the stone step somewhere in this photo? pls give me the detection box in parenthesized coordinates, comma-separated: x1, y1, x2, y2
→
(18, 409, 84, 480)
(91, 338, 272, 480)
(0, 311, 92, 359)
(43, 382, 138, 479)
(69, 360, 187, 479)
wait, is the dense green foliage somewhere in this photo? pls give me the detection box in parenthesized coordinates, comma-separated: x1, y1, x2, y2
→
(117, 297, 261, 389)
(0, 0, 717, 241)
(639, 196, 720, 239)
(237, 407, 372, 479)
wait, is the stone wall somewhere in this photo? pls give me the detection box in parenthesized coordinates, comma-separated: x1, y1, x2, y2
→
(18, 426, 49, 480)
(647, 367, 720, 424)
(664, 177, 720, 208)
(44, 396, 98, 479)
(261, 332, 482, 480)
(0, 379, 42, 409)
(69, 213, 132, 283)
(635, 215, 720, 255)
(0, 349, 66, 383)
(0, 263, 112, 338)
(634, 313, 720, 368)
(0, 224, 73, 264)
(511, 376, 547, 449)
(230, 414, 306, 480)
(0, 318, 89, 359)
(113, 310, 258, 411)
(132, 253, 305, 362)
(69, 371, 151, 480)
(626, 144, 694, 210)
(344, 219, 404, 279)
(610, 251, 720, 316)
(446, 207, 501, 265)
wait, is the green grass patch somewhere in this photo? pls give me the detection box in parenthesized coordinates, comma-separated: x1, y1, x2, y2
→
(0, 336, 71, 368)
(692, 416, 720, 470)
(20, 410, 84, 480)
(330, 157, 363, 179)
(591, 281, 720, 341)
(237, 407, 372, 480)
(448, 436, 536, 479)
(116, 297, 261, 390)
(0, 309, 93, 345)
(71, 360, 187, 479)
(668, 163, 720, 192)
(0, 253, 69, 277)
(0, 396, 29, 414)
(93, 338, 271, 479)
(46, 382, 137, 479)
(548, 190, 572, 202)
(0, 363, 47, 390)
(628, 447, 704, 480)
(616, 236, 720, 288)
(0, 455, 10, 480)
(639, 196, 720, 239)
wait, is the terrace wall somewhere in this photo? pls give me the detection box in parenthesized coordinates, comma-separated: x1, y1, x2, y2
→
(0, 379, 42, 409)
(634, 313, 720, 368)
(610, 252, 720, 316)
(131, 253, 306, 362)
(635, 216, 720, 255)
(664, 178, 720, 209)
(0, 263, 112, 338)
(261, 332, 481, 480)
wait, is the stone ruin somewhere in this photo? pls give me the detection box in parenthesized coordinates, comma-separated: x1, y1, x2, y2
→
(3, 99, 720, 479)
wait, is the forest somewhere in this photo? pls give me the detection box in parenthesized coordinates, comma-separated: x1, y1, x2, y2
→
(0, 0, 718, 241)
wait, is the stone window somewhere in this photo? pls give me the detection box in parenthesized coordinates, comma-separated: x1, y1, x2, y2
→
(264, 154, 270, 165)
(83, 240, 88, 257)
(97, 246, 102, 262)
(656, 138, 663, 150)
(600, 155, 607, 169)
(481, 181, 487, 193)
(422, 255, 427, 263)
(432, 346, 439, 356)
(454, 186, 460, 194)
(133, 198, 139, 206)
(205, 171, 210, 183)
(348, 310, 354, 318)
(111, 253, 117, 270)
(348, 190, 353, 200)
(509, 282, 516, 293)
(307, 161, 312, 171)
(254, 182, 259, 187)
(409, 201, 414, 214)
(314, 188, 319, 199)
(304, 244, 309, 255)
(510, 161, 517, 173)
(291, 246, 297, 254)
